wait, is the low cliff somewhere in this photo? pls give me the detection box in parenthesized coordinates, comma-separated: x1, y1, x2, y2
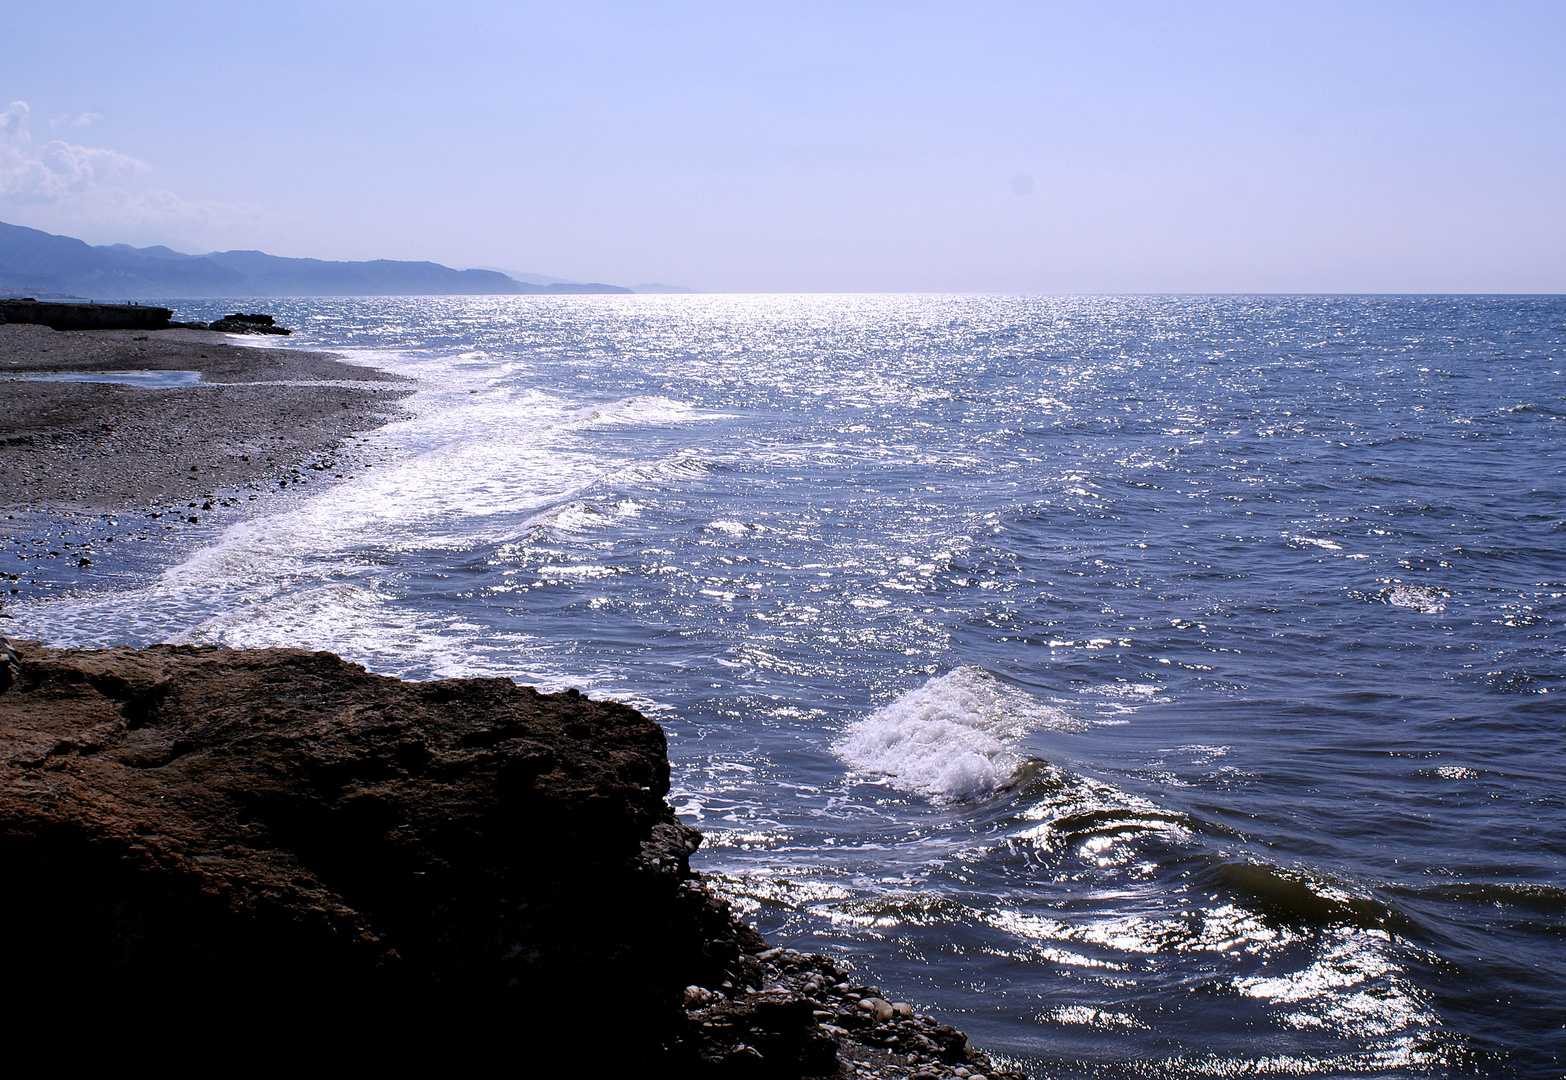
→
(0, 642, 1018, 1078)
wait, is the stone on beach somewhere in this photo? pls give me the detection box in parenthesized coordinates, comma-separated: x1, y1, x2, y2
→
(210, 312, 291, 335)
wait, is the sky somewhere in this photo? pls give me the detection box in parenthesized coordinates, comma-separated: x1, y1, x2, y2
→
(2, 1, 1563, 292)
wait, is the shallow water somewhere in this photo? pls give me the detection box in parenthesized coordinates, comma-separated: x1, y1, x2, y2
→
(0, 369, 203, 387)
(16, 295, 1565, 1077)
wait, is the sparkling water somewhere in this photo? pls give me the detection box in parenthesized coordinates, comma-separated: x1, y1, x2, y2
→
(17, 294, 1565, 1077)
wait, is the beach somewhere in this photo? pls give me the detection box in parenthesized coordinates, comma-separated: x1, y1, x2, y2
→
(0, 322, 411, 511)
(0, 322, 414, 612)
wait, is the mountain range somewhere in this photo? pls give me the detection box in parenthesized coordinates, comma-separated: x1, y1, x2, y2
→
(0, 221, 688, 297)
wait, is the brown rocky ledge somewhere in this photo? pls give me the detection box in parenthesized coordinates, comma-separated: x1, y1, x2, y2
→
(0, 641, 1021, 1079)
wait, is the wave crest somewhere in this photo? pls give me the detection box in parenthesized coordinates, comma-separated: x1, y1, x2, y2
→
(835, 667, 1069, 801)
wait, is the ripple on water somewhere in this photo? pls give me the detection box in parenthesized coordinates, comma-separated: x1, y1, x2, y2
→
(12, 294, 1565, 1076)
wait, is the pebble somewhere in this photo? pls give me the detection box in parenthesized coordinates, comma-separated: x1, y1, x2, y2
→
(857, 996, 896, 1022)
(683, 985, 717, 1009)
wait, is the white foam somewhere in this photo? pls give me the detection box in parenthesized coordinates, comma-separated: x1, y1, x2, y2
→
(835, 667, 1070, 801)
(567, 395, 712, 428)
(1384, 585, 1446, 614)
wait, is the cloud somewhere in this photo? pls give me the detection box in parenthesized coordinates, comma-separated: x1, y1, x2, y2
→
(0, 101, 26, 143)
(50, 111, 105, 128)
(0, 100, 255, 238)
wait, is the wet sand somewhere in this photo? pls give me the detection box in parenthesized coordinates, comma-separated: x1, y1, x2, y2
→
(0, 323, 412, 511)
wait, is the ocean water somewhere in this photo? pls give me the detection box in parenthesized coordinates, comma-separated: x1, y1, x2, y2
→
(14, 294, 1565, 1077)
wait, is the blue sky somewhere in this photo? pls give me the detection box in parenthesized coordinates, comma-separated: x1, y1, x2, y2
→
(3, 1, 1563, 291)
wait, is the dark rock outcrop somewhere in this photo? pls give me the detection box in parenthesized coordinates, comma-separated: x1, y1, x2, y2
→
(210, 312, 291, 334)
(0, 299, 172, 331)
(0, 642, 1020, 1078)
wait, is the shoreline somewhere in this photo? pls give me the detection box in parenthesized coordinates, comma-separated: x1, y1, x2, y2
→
(0, 323, 1021, 1078)
(0, 639, 1024, 1078)
(0, 323, 413, 613)
(0, 322, 412, 511)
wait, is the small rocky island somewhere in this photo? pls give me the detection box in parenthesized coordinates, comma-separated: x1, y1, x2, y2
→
(0, 640, 1020, 1078)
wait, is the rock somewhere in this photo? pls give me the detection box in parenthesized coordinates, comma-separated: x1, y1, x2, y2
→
(210, 312, 291, 335)
(0, 300, 172, 332)
(686, 985, 721, 1009)
(0, 643, 771, 1073)
(0, 640, 1006, 1078)
(858, 996, 897, 1023)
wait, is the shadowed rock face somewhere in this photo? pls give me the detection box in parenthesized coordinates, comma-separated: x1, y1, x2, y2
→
(0, 643, 779, 1073)
(209, 312, 291, 334)
(0, 300, 173, 331)
(0, 643, 1024, 1080)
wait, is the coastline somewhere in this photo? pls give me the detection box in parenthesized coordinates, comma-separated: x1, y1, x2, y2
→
(1, 323, 413, 612)
(0, 640, 1023, 1079)
(0, 321, 411, 510)
(0, 323, 1019, 1078)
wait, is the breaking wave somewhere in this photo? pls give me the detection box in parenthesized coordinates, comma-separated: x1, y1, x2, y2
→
(835, 667, 1071, 801)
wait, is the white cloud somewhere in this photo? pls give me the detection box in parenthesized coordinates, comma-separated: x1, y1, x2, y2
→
(0, 100, 255, 240)
(51, 111, 105, 128)
(0, 101, 27, 143)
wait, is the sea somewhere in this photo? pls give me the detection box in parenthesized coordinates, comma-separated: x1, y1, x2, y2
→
(10, 295, 1564, 1077)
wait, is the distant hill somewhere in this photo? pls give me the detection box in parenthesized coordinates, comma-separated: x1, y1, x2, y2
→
(473, 266, 581, 286)
(478, 266, 697, 294)
(0, 221, 637, 298)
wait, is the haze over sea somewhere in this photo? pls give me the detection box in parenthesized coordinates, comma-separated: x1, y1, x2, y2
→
(16, 294, 1564, 1077)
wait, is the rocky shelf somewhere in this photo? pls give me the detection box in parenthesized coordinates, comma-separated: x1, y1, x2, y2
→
(0, 299, 175, 332)
(0, 640, 1022, 1078)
